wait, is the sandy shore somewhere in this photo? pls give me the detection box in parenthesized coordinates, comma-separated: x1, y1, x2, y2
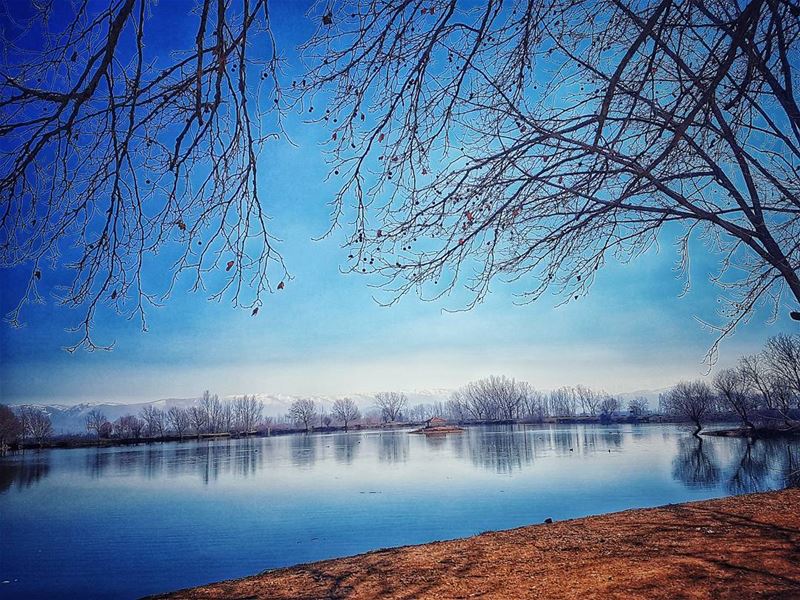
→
(152, 489, 800, 599)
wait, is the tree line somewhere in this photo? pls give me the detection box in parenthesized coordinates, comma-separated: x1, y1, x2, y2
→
(282, 382, 639, 432)
(285, 392, 422, 432)
(283, 335, 799, 434)
(0, 405, 53, 449)
(2, 333, 798, 449)
(84, 392, 269, 441)
(660, 334, 800, 436)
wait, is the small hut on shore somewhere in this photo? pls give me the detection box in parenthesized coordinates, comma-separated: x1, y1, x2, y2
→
(411, 416, 464, 435)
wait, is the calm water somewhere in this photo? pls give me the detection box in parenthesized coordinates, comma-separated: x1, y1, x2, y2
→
(1, 424, 798, 599)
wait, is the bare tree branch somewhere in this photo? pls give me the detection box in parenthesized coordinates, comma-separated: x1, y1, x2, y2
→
(0, 0, 288, 350)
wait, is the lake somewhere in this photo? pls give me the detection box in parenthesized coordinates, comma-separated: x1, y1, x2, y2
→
(1, 424, 798, 599)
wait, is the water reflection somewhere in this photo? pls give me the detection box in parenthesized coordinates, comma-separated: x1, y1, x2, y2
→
(288, 434, 316, 468)
(459, 425, 630, 474)
(78, 440, 270, 484)
(728, 441, 771, 495)
(4, 425, 800, 600)
(0, 454, 50, 493)
(466, 426, 535, 473)
(332, 433, 360, 465)
(1, 426, 799, 494)
(378, 431, 409, 464)
(671, 436, 800, 494)
(672, 437, 721, 488)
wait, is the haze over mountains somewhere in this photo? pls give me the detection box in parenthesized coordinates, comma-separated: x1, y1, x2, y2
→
(12, 388, 665, 434)
(14, 390, 450, 434)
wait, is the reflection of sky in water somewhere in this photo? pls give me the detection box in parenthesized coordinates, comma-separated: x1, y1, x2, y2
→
(1, 424, 798, 599)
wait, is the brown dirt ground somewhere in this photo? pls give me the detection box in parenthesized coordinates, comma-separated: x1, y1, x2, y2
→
(151, 489, 800, 600)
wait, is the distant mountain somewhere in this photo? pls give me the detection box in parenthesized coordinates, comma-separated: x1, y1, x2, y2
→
(19, 388, 455, 434)
(18, 387, 664, 434)
(614, 388, 670, 410)
(21, 399, 201, 435)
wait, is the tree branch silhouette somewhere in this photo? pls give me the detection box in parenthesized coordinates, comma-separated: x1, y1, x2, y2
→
(0, 0, 287, 350)
(299, 0, 800, 358)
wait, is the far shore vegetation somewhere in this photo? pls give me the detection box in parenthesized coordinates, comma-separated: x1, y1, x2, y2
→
(2, 333, 799, 454)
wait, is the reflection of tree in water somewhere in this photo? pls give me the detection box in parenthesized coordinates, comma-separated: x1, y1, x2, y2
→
(378, 432, 409, 464)
(232, 438, 264, 477)
(672, 436, 800, 494)
(142, 446, 165, 479)
(547, 426, 622, 456)
(549, 428, 579, 455)
(86, 448, 113, 478)
(672, 437, 721, 488)
(332, 433, 360, 465)
(728, 440, 771, 495)
(469, 426, 534, 474)
(185, 442, 232, 485)
(0, 456, 50, 493)
(783, 445, 800, 489)
(459, 425, 634, 474)
(290, 434, 318, 469)
(424, 433, 448, 451)
(115, 449, 149, 476)
(449, 429, 468, 461)
(82, 439, 267, 484)
(601, 429, 624, 450)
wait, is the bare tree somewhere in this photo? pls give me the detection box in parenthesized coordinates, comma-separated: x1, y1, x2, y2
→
(0, 405, 23, 449)
(550, 387, 577, 417)
(320, 412, 333, 428)
(0, 0, 287, 350)
(85, 409, 107, 438)
(299, 0, 800, 357)
(714, 367, 759, 429)
(166, 406, 190, 440)
(98, 421, 114, 439)
(445, 397, 469, 422)
(451, 376, 533, 421)
(769, 379, 798, 426)
(6, 1, 800, 359)
(114, 414, 144, 439)
(288, 398, 317, 432)
(131, 416, 145, 438)
(140, 405, 166, 438)
(661, 381, 717, 436)
(331, 398, 361, 431)
(739, 354, 777, 410)
(25, 408, 53, 447)
(232, 395, 264, 433)
(221, 402, 234, 434)
(628, 397, 649, 418)
(187, 405, 207, 438)
(374, 392, 408, 422)
(599, 396, 620, 419)
(407, 403, 430, 422)
(764, 334, 800, 395)
(487, 376, 531, 420)
(199, 391, 224, 433)
(575, 385, 601, 416)
(255, 415, 273, 435)
(450, 385, 490, 421)
(522, 389, 548, 422)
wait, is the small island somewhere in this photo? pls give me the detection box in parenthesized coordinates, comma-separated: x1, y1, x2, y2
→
(410, 416, 465, 435)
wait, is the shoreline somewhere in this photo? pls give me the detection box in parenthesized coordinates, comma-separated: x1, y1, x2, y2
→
(151, 489, 800, 599)
(3, 419, 770, 454)
(703, 426, 800, 439)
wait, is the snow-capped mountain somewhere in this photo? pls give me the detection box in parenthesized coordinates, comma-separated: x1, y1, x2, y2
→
(16, 388, 455, 434)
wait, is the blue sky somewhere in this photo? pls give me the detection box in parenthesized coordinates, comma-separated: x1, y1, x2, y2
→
(0, 1, 795, 405)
